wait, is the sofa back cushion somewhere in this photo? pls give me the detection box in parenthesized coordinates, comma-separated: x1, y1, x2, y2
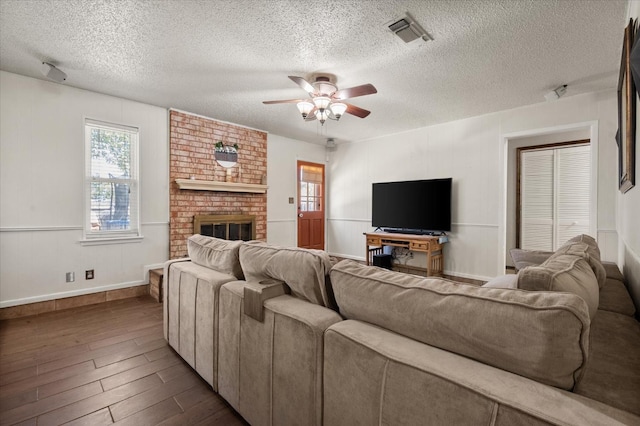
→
(554, 239, 606, 289)
(565, 234, 600, 258)
(187, 235, 244, 279)
(518, 252, 599, 319)
(330, 260, 591, 390)
(509, 248, 553, 271)
(239, 241, 332, 307)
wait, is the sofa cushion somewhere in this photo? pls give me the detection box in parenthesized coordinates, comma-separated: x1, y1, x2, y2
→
(552, 240, 606, 289)
(187, 235, 244, 279)
(482, 274, 518, 289)
(565, 234, 601, 258)
(574, 310, 640, 416)
(603, 261, 626, 282)
(518, 254, 599, 319)
(330, 260, 590, 390)
(239, 241, 333, 307)
(510, 235, 606, 288)
(509, 248, 553, 271)
(598, 278, 636, 317)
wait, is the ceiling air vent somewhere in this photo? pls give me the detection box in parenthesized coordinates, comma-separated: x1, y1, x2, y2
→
(387, 14, 432, 43)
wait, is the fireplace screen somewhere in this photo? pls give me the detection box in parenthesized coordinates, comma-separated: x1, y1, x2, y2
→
(194, 214, 255, 241)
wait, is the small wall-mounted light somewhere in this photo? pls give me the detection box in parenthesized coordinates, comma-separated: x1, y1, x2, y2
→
(41, 62, 67, 83)
(544, 84, 567, 102)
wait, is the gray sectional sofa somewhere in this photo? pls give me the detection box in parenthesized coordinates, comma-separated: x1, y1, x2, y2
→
(163, 234, 640, 425)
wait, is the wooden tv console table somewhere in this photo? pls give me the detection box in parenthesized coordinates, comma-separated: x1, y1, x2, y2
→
(365, 232, 445, 277)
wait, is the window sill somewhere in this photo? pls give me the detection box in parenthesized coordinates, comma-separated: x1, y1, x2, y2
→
(79, 235, 144, 246)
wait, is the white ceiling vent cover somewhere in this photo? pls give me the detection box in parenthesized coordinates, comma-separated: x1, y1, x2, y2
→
(388, 14, 432, 43)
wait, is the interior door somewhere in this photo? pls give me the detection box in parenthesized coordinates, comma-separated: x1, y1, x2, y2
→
(297, 161, 325, 250)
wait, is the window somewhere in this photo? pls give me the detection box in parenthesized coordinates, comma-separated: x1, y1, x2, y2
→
(84, 119, 139, 240)
(299, 164, 323, 212)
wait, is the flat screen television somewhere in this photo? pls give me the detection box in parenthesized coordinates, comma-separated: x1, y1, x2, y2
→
(372, 178, 452, 234)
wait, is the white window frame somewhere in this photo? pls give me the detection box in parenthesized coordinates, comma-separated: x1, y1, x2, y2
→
(82, 118, 142, 244)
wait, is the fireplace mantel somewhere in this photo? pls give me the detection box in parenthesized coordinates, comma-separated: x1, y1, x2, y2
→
(175, 179, 267, 194)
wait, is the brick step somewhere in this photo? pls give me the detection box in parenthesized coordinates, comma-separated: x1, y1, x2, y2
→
(149, 268, 164, 303)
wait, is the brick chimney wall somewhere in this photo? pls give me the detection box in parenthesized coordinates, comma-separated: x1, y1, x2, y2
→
(169, 110, 267, 258)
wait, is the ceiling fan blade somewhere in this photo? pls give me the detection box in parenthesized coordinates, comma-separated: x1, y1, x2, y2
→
(289, 76, 316, 94)
(262, 99, 305, 104)
(332, 84, 377, 100)
(345, 103, 371, 118)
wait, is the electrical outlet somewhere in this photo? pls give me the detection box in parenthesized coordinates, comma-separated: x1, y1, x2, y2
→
(85, 269, 94, 280)
(66, 272, 75, 282)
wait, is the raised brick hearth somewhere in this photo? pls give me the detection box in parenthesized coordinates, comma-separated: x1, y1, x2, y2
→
(169, 110, 267, 258)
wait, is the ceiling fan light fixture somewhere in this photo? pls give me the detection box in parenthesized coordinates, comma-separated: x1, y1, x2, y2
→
(315, 109, 329, 124)
(313, 96, 331, 111)
(296, 101, 314, 119)
(330, 102, 347, 120)
(263, 75, 376, 125)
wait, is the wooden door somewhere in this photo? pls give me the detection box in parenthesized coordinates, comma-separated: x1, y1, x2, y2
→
(297, 161, 325, 250)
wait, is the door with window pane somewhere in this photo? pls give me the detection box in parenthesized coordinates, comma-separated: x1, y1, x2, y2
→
(519, 144, 591, 251)
(297, 161, 325, 250)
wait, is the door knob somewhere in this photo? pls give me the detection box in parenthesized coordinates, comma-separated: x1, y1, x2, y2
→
(299, 213, 303, 218)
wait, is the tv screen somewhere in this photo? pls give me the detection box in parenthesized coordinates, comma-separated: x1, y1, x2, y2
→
(372, 178, 452, 233)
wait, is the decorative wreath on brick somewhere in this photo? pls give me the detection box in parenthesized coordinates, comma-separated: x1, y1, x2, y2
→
(214, 141, 239, 167)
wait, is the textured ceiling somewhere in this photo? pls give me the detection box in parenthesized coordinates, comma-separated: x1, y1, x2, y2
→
(0, 0, 629, 144)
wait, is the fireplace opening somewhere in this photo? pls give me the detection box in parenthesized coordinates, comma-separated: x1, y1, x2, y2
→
(194, 214, 256, 241)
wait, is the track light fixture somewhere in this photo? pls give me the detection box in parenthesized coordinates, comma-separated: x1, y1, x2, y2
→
(41, 62, 67, 83)
(544, 84, 567, 102)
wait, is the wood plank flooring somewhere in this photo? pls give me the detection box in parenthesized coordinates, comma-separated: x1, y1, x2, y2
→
(0, 296, 247, 425)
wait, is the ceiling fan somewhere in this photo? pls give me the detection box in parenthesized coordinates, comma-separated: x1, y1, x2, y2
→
(263, 75, 377, 125)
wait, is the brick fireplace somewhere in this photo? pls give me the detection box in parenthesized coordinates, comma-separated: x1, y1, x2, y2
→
(169, 110, 267, 258)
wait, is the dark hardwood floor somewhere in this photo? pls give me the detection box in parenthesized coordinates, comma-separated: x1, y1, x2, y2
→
(0, 296, 247, 425)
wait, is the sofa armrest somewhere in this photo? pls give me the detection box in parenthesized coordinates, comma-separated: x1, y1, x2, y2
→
(243, 279, 287, 321)
(162, 258, 192, 340)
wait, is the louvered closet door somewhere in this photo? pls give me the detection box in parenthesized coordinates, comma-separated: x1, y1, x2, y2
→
(521, 150, 554, 251)
(556, 145, 591, 244)
(520, 144, 591, 251)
